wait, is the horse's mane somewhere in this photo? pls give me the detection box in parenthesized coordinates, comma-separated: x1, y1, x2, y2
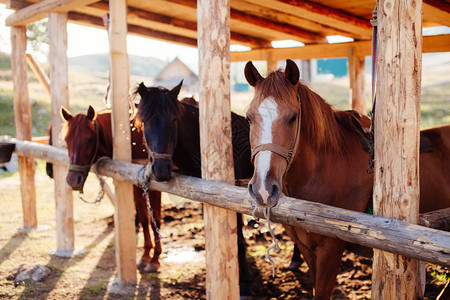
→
(256, 71, 348, 155)
(136, 86, 184, 122)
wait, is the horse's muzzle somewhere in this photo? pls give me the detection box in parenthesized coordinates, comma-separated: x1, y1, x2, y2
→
(66, 171, 86, 191)
(248, 178, 280, 208)
(151, 159, 172, 182)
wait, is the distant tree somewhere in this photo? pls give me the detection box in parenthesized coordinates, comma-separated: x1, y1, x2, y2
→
(27, 19, 49, 61)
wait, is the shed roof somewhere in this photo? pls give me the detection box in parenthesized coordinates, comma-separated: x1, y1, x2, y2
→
(4, 0, 450, 60)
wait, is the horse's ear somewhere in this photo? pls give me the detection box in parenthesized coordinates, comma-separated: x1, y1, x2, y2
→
(170, 80, 183, 98)
(137, 82, 147, 97)
(87, 105, 97, 121)
(244, 61, 263, 87)
(60, 107, 72, 122)
(285, 59, 300, 86)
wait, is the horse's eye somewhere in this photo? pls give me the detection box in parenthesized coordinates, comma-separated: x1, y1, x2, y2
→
(288, 114, 297, 125)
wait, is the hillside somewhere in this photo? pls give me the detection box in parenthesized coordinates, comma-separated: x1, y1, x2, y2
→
(68, 53, 166, 77)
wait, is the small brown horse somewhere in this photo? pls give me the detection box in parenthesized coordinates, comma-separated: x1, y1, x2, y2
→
(61, 105, 162, 273)
(244, 59, 450, 299)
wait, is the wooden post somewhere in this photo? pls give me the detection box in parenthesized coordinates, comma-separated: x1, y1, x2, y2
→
(372, 0, 422, 299)
(198, 0, 239, 299)
(109, 0, 136, 284)
(11, 26, 37, 229)
(347, 46, 366, 114)
(266, 51, 277, 73)
(48, 12, 74, 255)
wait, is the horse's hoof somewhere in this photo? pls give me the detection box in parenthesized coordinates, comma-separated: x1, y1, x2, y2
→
(287, 260, 302, 270)
(143, 262, 160, 273)
(137, 258, 150, 271)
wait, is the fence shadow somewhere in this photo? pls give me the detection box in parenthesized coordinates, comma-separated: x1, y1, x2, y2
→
(17, 225, 113, 300)
(0, 231, 28, 268)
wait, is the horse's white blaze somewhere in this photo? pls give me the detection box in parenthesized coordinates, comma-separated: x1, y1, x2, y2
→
(256, 97, 278, 203)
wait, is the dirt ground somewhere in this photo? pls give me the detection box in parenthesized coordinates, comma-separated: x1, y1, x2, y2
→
(0, 165, 448, 299)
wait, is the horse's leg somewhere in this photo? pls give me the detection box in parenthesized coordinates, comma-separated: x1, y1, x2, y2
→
(134, 186, 153, 272)
(287, 243, 303, 270)
(312, 237, 346, 300)
(144, 190, 162, 272)
(236, 212, 253, 296)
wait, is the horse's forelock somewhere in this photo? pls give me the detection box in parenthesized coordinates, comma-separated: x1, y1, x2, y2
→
(63, 114, 95, 143)
(254, 71, 298, 108)
(137, 86, 182, 123)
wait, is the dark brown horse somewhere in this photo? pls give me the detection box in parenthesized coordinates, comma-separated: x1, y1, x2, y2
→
(135, 82, 260, 296)
(60, 106, 162, 273)
(244, 59, 450, 299)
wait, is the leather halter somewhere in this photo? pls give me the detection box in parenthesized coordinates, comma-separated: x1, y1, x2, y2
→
(68, 120, 99, 174)
(148, 150, 173, 161)
(251, 94, 301, 177)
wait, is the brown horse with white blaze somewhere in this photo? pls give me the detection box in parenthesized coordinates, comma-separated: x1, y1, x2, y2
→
(244, 59, 450, 299)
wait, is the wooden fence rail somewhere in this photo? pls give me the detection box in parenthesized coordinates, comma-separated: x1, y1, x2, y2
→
(11, 139, 450, 267)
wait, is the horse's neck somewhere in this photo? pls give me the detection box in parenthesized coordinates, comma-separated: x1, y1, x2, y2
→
(96, 113, 113, 158)
(173, 104, 201, 177)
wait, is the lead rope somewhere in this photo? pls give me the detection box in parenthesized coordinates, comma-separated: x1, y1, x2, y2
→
(136, 165, 162, 243)
(263, 207, 280, 277)
(367, 5, 377, 174)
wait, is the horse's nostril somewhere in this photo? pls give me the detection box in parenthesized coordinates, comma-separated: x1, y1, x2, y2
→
(271, 184, 279, 199)
(248, 183, 255, 198)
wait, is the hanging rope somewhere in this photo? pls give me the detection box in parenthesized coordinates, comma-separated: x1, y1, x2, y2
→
(136, 165, 162, 242)
(367, 5, 378, 174)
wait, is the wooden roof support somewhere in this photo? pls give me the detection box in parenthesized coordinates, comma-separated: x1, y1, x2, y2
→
(230, 9, 327, 44)
(198, 0, 239, 298)
(48, 12, 75, 256)
(245, 0, 372, 39)
(108, 0, 136, 284)
(372, 0, 422, 298)
(89, 1, 270, 48)
(5, 0, 100, 26)
(423, 0, 450, 27)
(10, 26, 37, 229)
(231, 34, 450, 62)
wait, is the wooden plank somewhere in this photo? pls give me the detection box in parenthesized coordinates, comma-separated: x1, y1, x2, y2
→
(244, 0, 372, 39)
(88, 1, 270, 47)
(48, 12, 74, 255)
(9, 140, 450, 266)
(5, 0, 100, 26)
(108, 0, 136, 284)
(11, 26, 37, 229)
(231, 34, 450, 61)
(347, 46, 366, 114)
(419, 207, 450, 231)
(198, 1, 239, 299)
(229, 9, 326, 44)
(25, 54, 51, 97)
(423, 0, 450, 27)
(372, 1, 423, 299)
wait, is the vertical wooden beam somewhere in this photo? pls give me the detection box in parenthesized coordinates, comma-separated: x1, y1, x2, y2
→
(347, 46, 366, 114)
(198, 0, 239, 299)
(11, 26, 37, 229)
(372, 0, 422, 299)
(266, 51, 277, 73)
(48, 12, 74, 255)
(109, 0, 136, 284)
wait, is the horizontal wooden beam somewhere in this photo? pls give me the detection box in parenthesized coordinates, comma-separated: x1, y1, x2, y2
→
(67, 12, 198, 48)
(231, 34, 450, 62)
(5, 0, 100, 26)
(230, 9, 326, 44)
(244, 0, 372, 39)
(423, 0, 450, 27)
(11, 139, 450, 267)
(89, 1, 270, 48)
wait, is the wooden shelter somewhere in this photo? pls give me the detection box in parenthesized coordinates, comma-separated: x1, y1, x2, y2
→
(4, 0, 450, 298)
